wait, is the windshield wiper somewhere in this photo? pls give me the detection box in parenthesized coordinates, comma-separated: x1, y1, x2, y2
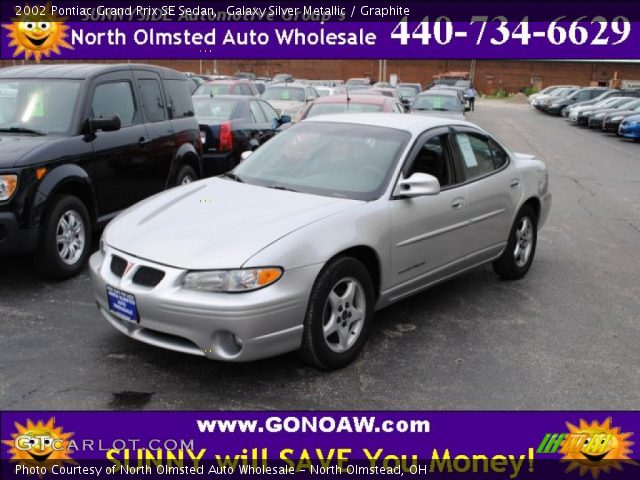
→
(221, 172, 244, 183)
(268, 184, 298, 193)
(0, 126, 46, 135)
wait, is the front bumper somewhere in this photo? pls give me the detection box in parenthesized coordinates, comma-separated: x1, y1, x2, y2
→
(0, 212, 39, 255)
(602, 120, 622, 133)
(89, 247, 323, 362)
(539, 192, 552, 230)
(618, 124, 640, 138)
(588, 118, 605, 129)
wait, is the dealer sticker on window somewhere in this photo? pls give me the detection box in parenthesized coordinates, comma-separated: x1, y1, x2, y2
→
(106, 285, 140, 323)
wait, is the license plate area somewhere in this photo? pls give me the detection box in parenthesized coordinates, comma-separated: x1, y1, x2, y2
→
(106, 285, 140, 324)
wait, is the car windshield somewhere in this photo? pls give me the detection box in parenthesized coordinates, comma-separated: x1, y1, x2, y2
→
(231, 122, 411, 201)
(194, 83, 234, 96)
(306, 103, 384, 118)
(398, 87, 417, 98)
(0, 79, 80, 134)
(193, 97, 238, 121)
(412, 94, 463, 112)
(262, 87, 305, 102)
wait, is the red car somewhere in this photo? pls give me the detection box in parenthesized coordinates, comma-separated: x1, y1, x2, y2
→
(297, 94, 406, 121)
(194, 79, 259, 97)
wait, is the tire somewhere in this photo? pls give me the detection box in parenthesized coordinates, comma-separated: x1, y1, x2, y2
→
(492, 204, 537, 280)
(299, 257, 375, 370)
(34, 195, 92, 280)
(176, 165, 197, 185)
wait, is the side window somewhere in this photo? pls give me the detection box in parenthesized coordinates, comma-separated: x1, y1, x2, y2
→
(306, 87, 318, 99)
(249, 101, 267, 123)
(92, 82, 135, 126)
(489, 139, 509, 169)
(406, 134, 453, 187)
(453, 132, 496, 181)
(164, 79, 194, 118)
(259, 100, 279, 123)
(138, 79, 166, 122)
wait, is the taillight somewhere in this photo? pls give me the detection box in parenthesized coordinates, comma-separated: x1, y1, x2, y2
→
(219, 122, 233, 151)
(199, 129, 207, 147)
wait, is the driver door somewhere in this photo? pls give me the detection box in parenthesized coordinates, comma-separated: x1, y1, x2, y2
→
(388, 128, 473, 300)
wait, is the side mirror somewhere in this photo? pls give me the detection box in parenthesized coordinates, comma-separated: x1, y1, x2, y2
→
(279, 114, 292, 124)
(240, 151, 253, 161)
(84, 115, 121, 134)
(393, 172, 440, 198)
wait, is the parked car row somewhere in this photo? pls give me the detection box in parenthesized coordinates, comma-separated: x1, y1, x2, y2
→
(530, 84, 640, 141)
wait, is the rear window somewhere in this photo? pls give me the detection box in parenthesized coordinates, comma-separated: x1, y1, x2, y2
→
(194, 84, 232, 96)
(193, 97, 238, 121)
(262, 87, 305, 102)
(164, 79, 194, 118)
(307, 103, 383, 118)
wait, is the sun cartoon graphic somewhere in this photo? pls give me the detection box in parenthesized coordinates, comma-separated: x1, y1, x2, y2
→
(2, 418, 75, 473)
(2, 2, 73, 62)
(560, 418, 637, 479)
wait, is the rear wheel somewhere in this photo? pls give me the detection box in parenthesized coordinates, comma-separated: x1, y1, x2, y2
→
(492, 205, 537, 280)
(176, 165, 197, 185)
(299, 257, 375, 370)
(34, 195, 92, 280)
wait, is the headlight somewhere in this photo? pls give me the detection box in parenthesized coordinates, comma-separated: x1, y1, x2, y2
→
(610, 116, 623, 121)
(0, 174, 18, 201)
(183, 267, 283, 292)
(593, 113, 606, 119)
(99, 236, 107, 255)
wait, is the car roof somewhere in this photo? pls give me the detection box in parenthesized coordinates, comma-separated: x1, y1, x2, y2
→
(192, 94, 250, 101)
(304, 112, 477, 134)
(204, 78, 251, 84)
(313, 94, 391, 105)
(0, 63, 185, 80)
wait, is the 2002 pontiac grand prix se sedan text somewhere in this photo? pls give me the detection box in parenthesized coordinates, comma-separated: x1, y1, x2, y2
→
(90, 114, 552, 370)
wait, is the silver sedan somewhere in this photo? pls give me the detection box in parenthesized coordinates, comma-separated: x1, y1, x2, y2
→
(90, 114, 552, 370)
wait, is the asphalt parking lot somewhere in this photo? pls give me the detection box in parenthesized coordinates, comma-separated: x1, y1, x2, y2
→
(1, 99, 639, 410)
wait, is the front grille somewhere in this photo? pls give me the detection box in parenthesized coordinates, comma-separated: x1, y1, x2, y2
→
(110, 255, 127, 277)
(132, 266, 165, 287)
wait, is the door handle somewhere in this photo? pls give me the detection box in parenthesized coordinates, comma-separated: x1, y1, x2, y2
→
(451, 199, 465, 210)
(510, 180, 521, 189)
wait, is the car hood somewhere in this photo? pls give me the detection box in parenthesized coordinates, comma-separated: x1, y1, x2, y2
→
(0, 134, 54, 168)
(411, 110, 465, 120)
(106, 178, 360, 270)
(606, 110, 639, 119)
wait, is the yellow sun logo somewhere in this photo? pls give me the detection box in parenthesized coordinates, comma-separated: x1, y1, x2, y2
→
(560, 418, 637, 478)
(2, 418, 75, 473)
(2, 2, 73, 62)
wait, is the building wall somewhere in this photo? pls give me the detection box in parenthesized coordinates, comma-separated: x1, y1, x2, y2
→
(2, 59, 640, 94)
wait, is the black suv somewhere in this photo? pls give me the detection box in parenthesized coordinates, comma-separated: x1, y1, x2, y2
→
(0, 63, 201, 278)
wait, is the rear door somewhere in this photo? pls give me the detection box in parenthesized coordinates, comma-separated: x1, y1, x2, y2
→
(133, 70, 175, 196)
(87, 71, 151, 216)
(450, 128, 518, 261)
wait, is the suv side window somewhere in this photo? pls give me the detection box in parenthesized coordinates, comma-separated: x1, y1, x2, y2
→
(258, 100, 279, 123)
(164, 79, 194, 118)
(138, 79, 166, 122)
(92, 82, 135, 126)
(305, 87, 318, 100)
(249, 101, 267, 123)
(406, 133, 453, 187)
(453, 131, 497, 181)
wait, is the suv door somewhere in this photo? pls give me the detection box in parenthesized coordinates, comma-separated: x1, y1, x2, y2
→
(133, 70, 175, 196)
(389, 128, 471, 296)
(87, 71, 151, 216)
(450, 128, 518, 261)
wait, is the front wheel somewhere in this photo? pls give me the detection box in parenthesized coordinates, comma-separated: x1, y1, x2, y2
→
(492, 205, 537, 280)
(299, 257, 375, 370)
(34, 195, 92, 280)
